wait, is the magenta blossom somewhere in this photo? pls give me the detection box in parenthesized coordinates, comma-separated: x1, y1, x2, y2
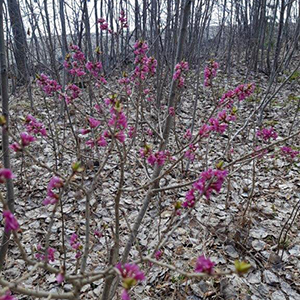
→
(280, 146, 299, 160)
(70, 233, 82, 258)
(25, 114, 47, 136)
(199, 124, 211, 138)
(209, 118, 227, 134)
(3, 210, 19, 232)
(155, 250, 163, 260)
(173, 61, 189, 88)
(257, 127, 278, 142)
(169, 106, 175, 116)
(35, 246, 56, 262)
(88, 117, 101, 128)
(183, 189, 196, 208)
(20, 132, 36, 147)
(193, 169, 228, 200)
(0, 291, 17, 300)
(10, 132, 36, 151)
(56, 273, 64, 284)
(204, 60, 219, 87)
(195, 255, 215, 274)
(0, 168, 14, 183)
(116, 263, 145, 299)
(43, 176, 63, 206)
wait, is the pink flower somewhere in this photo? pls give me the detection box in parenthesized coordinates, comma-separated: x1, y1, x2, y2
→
(209, 118, 227, 134)
(9, 142, 21, 152)
(37, 74, 62, 95)
(0, 291, 17, 300)
(116, 263, 145, 281)
(199, 124, 211, 138)
(280, 146, 299, 159)
(185, 144, 197, 161)
(47, 247, 56, 262)
(100, 23, 109, 30)
(56, 273, 64, 284)
(70, 233, 82, 258)
(3, 210, 19, 232)
(173, 61, 189, 88)
(195, 255, 215, 274)
(97, 18, 105, 24)
(20, 132, 36, 147)
(147, 154, 156, 166)
(184, 129, 192, 140)
(257, 127, 278, 142)
(183, 189, 196, 208)
(155, 250, 163, 260)
(86, 139, 95, 148)
(234, 83, 255, 101)
(88, 117, 101, 128)
(35, 246, 56, 262)
(121, 290, 130, 300)
(48, 176, 63, 191)
(204, 60, 219, 87)
(79, 128, 91, 135)
(116, 263, 145, 299)
(115, 131, 126, 143)
(25, 114, 47, 137)
(128, 126, 136, 138)
(0, 168, 14, 183)
(169, 107, 175, 116)
(193, 169, 228, 200)
(43, 177, 63, 206)
(97, 136, 107, 147)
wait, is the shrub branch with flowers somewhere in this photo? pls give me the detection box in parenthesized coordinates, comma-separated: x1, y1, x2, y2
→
(1, 7, 300, 300)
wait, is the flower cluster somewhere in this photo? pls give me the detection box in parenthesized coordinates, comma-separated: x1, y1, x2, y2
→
(62, 83, 81, 104)
(63, 45, 86, 77)
(0, 291, 16, 300)
(3, 210, 19, 232)
(10, 132, 36, 152)
(184, 169, 228, 207)
(185, 144, 198, 161)
(36, 73, 62, 96)
(173, 61, 189, 88)
(0, 168, 14, 183)
(70, 233, 82, 259)
(98, 18, 109, 31)
(43, 176, 64, 205)
(119, 10, 128, 28)
(133, 40, 157, 82)
(119, 75, 132, 96)
(195, 255, 215, 274)
(280, 146, 299, 160)
(85, 61, 104, 79)
(204, 60, 219, 87)
(116, 263, 145, 300)
(208, 117, 228, 134)
(257, 127, 278, 142)
(169, 106, 175, 116)
(140, 145, 174, 167)
(25, 114, 47, 137)
(35, 245, 56, 262)
(219, 83, 255, 108)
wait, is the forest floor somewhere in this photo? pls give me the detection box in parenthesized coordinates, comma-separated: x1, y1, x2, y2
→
(1, 63, 300, 300)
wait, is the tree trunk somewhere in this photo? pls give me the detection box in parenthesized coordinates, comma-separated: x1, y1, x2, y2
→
(0, 0, 15, 270)
(6, 0, 28, 84)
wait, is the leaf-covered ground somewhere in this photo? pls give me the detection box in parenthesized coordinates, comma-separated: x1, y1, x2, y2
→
(1, 64, 300, 299)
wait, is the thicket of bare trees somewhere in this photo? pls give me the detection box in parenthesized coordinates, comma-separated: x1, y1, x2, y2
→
(0, 1, 300, 299)
(2, 0, 299, 84)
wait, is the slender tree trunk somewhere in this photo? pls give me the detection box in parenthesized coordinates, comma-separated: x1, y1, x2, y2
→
(0, 0, 15, 270)
(6, 0, 28, 84)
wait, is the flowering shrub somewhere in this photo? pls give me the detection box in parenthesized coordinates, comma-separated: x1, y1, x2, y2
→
(1, 40, 298, 300)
